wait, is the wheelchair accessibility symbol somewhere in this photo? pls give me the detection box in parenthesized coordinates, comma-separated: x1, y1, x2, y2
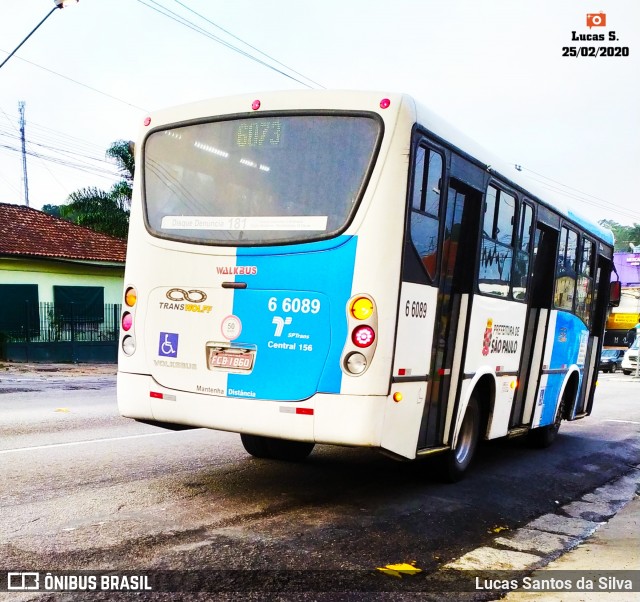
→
(158, 332, 179, 358)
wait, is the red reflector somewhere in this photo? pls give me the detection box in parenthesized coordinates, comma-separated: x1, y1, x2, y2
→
(150, 391, 162, 399)
(380, 98, 391, 109)
(252, 99, 261, 110)
(296, 408, 314, 415)
(398, 368, 406, 376)
(438, 368, 446, 376)
(143, 116, 151, 126)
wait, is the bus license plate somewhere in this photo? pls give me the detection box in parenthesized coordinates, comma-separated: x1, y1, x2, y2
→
(207, 348, 254, 371)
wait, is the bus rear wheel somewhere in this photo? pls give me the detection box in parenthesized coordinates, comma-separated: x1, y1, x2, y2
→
(436, 396, 481, 482)
(528, 394, 565, 448)
(240, 434, 315, 462)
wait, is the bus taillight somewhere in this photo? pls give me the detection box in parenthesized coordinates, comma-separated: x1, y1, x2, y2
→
(121, 286, 137, 356)
(122, 312, 133, 331)
(352, 325, 375, 348)
(125, 287, 137, 307)
(350, 297, 374, 320)
(342, 294, 378, 376)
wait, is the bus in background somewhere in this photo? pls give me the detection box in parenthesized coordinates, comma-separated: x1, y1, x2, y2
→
(117, 91, 619, 481)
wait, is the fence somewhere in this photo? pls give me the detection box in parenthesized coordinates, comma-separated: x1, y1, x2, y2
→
(0, 302, 121, 364)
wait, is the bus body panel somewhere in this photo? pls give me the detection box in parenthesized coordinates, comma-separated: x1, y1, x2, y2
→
(454, 297, 527, 440)
(464, 297, 528, 374)
(380, 381, 427, 459)
(116, 90, 614, 470)
(118, 371, 389, 447)
(118, 92, 417, 455)
(134, 236, 358, 402)
(393, 282, 438, 377)
(520, 308, 550, 425)
(337, 97, 414, 398)
(532, 310, 589, 427)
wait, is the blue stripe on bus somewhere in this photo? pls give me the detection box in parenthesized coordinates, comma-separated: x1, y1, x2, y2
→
(228, 236, 357, 401)
(540, 312, 587, 425)
(566, 210, 615, 246)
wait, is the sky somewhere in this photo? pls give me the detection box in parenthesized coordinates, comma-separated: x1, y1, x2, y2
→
(0, 0, 639, 227)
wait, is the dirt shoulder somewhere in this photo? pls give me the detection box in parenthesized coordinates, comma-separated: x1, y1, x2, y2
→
(0, 362, 117, 378)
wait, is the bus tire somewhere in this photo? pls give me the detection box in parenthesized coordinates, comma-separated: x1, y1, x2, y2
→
(240, 433, 271, 458)
(240, 434, 315, 462)
(264, 438, 315, 462)
(436, 395, 481, 482)
(528, 394, 564, 449)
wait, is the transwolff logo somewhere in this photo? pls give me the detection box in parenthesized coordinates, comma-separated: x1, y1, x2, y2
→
(216, 266, 258, 275)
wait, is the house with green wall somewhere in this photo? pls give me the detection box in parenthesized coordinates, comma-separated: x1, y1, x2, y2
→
(0, 203, 126, 362)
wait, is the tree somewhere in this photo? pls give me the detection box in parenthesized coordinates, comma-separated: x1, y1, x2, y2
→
(59, 139, 135, 239)
(62, 187, 130, 239)
(41, 204, 62, 218)
(106, 139, 135, 192)
(599, 220, 640, 252)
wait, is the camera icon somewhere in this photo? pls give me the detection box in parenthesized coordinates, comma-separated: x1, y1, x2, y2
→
(586, 12, 606, 28)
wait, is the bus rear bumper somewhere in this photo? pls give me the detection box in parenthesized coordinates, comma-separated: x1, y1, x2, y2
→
(117, 371, 386, 448)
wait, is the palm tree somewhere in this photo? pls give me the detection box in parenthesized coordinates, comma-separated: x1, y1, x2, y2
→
(62, 187, 129, 239)
(60, 140, 134, 239)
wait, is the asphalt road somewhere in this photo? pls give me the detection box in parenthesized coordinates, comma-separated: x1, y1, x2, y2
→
(1, 368, 639, 601)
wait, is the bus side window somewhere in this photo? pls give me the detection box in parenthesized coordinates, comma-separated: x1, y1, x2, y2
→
(554, 226, 578, 311)
(512, 202, 533, 300)
(478, 185, 516, 298)
(575, 238, 595, 326)
(410, 146, 443, 282)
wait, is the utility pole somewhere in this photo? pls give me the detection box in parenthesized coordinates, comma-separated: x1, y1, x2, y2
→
(18, 101, 29, 207)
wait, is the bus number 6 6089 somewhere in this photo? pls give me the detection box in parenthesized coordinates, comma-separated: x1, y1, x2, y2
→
(405, 300, 427, 318)
(268, 297, 321, 314)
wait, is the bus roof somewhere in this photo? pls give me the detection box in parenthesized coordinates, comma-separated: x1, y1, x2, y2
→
(408, 96, 614, 247)
(144, 89, 614, 247)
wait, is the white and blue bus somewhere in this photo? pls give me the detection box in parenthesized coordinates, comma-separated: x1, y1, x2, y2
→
(117, 91, 619, 480)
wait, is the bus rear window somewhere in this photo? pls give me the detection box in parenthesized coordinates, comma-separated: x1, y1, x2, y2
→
(143, 114, 381, 245)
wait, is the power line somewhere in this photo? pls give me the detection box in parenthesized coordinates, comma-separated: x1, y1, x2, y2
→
(0, 48, 148, 112)
(0, 107, 121, 198)
(518, 171, 640, 223)
(135, 0, 322, 89)
(0, 143, 120, 178)
(171, 0, 325, 89)
(0, 142, 121, 179)
(0, 125, 111, 164)
(0, 111, 108, 159)
(518, 165, 617, 208)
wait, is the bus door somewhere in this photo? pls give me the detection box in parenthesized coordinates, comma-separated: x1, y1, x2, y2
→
(417, 178, 481, 449)
(575, 249, 611, 416)
(509, 222, 557, 428)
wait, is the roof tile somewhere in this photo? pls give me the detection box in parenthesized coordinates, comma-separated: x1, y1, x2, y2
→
(0, 203, 126, 263)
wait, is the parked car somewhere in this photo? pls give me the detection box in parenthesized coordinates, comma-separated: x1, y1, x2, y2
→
(599, 349, 625, 373)
(621, 339, 639, 375)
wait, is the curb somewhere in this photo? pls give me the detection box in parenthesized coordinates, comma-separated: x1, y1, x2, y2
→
(442, 467, 640, 597)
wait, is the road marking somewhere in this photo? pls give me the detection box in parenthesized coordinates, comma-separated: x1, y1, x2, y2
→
(0, 432, 174, 455)
(604, 419, 640, 425)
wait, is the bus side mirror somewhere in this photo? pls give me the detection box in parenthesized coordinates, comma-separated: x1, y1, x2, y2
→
(609, 281, 621, 307)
